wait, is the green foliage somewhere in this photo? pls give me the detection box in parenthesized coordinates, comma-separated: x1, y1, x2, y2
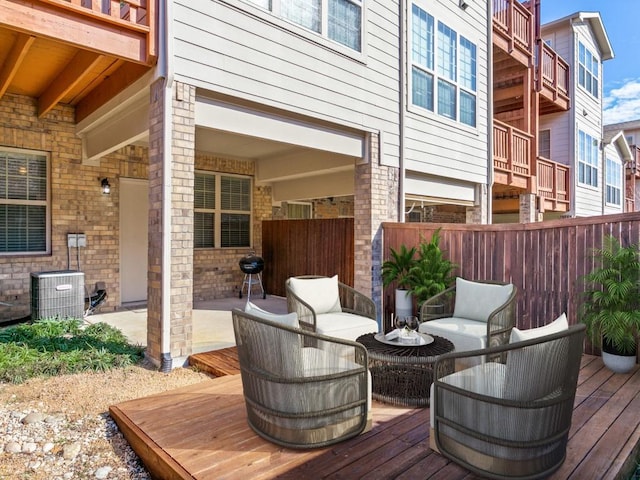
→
(382, 244, 417, 289)
(408, 229, 457, 308)
(581, 235, 640, 356)
(0, 318, 144, 383)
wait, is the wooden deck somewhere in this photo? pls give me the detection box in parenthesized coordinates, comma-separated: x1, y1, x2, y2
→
(189, 347, 241, 376)
(110, 353, 640, 479)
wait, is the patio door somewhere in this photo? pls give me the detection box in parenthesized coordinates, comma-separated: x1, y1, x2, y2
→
(120, 178, 148, 304)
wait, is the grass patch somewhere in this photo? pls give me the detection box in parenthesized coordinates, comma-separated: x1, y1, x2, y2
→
(0, 318, 145, 383)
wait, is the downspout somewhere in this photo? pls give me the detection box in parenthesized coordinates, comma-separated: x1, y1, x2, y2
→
(398, 0, 406, 222)
(486, 0, 494, 223)
(158, 0, 175, 372)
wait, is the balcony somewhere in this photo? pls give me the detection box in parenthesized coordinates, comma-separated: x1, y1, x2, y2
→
(0, 0, 157, 120)
(538, 42, 570, 114)
(537, 157, 570, 212)
(493, 120, 532, 190)
(493, 0, 534, 67)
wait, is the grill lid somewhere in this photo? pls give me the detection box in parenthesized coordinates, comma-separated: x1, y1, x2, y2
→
(239, 253, 264, 274)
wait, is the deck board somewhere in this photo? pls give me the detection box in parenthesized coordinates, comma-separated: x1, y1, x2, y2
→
(111, 354, 640, 480)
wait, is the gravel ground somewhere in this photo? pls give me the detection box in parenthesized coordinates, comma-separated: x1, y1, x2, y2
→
(0, 361, 212, 480)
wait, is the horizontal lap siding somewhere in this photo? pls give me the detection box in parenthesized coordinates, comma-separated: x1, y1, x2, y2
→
(383, 213, 640, 353)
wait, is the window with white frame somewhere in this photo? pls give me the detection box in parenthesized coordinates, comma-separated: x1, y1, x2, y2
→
(578, 130, 599, 187)
(246, 0, 362, 51)
(194, 172, 252, 248)
(0, 148, 48, 255)
(287, 202, 312, 219)
(410, 4, 477, 127)
(606, 156, 622, 206)
(578, 42, 599, 98)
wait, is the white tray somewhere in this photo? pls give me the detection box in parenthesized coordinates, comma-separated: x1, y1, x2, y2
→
(374, 331, 434, 347)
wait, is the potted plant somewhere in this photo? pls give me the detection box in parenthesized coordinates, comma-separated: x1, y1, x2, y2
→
(407, 228, 457, 309)
(581, 235, 640, 373)
(382, 244, 417, 319)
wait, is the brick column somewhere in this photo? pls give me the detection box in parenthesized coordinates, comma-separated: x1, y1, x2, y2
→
(466, 184, 489, 224)
(354, 133, 398, 325)
(519, 193, 538, 223)
(147, 79, 195, 368)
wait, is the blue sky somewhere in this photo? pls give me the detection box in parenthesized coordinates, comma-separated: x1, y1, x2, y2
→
(540, 1, 640, 125)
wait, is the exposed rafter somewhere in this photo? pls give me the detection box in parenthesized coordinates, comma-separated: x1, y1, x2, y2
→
(0, 32, 34, 97)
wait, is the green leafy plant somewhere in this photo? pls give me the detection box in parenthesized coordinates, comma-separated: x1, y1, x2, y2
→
(581, 235, 640, 356)
(407, 229, 457, 308)
(0, 318, 144, 383)
(382, 244, 417, 290)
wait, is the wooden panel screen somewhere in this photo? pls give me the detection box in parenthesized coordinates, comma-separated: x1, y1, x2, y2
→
(383, 212, 640, 354)
(262, 218, 354, 297)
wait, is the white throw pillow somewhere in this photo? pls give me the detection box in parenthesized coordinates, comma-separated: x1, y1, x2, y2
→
(245, 301, 299, 328)
(453, 277, 514, 322)
(288, 275, 342, 315)
(509, 313, 568, 343)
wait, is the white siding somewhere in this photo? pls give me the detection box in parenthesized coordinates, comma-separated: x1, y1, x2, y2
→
(603, 143, 624, 215)
(542, 17, 609, 218)
(403, 0, 489, 187)
(173, 0, 401, 164)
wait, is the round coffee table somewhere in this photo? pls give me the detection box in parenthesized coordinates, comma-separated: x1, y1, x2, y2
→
(356, 332, 455, 407)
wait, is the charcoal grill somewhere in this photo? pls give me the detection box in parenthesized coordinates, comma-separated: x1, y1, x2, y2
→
(239, 252, 266, 300)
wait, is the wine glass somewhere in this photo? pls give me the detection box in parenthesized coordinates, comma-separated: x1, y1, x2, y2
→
(394, 315, 407, 331)
(405, 316, 420, 333)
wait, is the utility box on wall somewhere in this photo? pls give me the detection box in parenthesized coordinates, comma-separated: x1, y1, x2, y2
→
(30, 271, 85, 320)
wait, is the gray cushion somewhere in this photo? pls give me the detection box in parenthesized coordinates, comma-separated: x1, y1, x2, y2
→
(453, 278, 513, 323)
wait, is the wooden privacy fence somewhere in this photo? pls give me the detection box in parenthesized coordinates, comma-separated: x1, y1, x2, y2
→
(383, 212, 640, 353)
(262, 218, 354, 297)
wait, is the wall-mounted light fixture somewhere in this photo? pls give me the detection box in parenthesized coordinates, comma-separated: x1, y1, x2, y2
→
(101, 178, 111, 195)
(459, 0, 469, 10)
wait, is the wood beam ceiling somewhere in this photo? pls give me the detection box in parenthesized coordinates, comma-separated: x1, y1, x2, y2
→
(0, 32, 34, 97)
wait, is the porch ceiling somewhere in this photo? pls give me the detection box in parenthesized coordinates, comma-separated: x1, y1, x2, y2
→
(195, 127, 357, 202)
(0, 0, 156, 121)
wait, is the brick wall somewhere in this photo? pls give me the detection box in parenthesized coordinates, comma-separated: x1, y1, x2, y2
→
(0, 93, 147, 322)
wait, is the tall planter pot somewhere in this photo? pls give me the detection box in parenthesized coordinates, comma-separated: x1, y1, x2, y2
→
(395, 288, 413, 319)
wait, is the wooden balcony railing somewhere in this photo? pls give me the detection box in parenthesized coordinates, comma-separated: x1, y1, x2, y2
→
(537, 157, 570, 211)
(538, 42, 570, 106)
(626, 198, 635, 213)
(493, 120, 532, 181)
(493, 0, 533, 63)
(37, 0, 157, 62)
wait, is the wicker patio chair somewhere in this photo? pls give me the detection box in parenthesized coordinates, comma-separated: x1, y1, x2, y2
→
(430, 321, 586, 480)
(419, 278, 517, 353)
(285, 275, 378, 341)
(231, 307, 371, 449)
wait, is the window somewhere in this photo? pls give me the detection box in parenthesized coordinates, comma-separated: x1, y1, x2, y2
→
(626, 135, 634, 147)
(0, 148, 48, 255)
(539, 129, 551, 158)
(194, 172, 252, 248)
(578, 42, 599, 98)
(606, 157, 622, 206)
(287, 202, 312, 219)
(410, 4, 477, 127)
(578, 130, 599, 187)
(247, 0, 362, 52)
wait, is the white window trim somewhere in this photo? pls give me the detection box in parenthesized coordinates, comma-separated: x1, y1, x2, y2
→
(577, 130, 599, 189)
(407, 2, 478, 131)
(578, 42, 599, 99)
(0, 146, 50, 256)
(605, 156, 622, 207)
(194, 171, 253, 249)
(231, 0, 367, 60)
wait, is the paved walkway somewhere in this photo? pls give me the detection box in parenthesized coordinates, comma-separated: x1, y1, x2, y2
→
(87, 296, 287, 353)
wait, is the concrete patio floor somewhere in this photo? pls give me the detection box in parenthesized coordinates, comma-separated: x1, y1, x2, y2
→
(87, 295, 287, 353)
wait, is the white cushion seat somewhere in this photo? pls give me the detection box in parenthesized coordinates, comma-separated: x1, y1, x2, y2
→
(315, 312, 379, 342)
(419, 316, 488, 351)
